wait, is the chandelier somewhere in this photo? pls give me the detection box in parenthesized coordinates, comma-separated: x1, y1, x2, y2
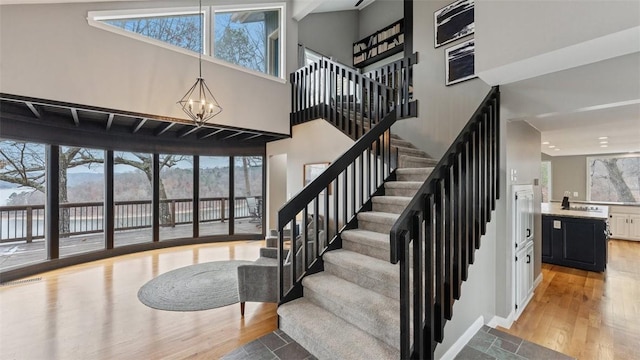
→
(177, 0, 222, 126)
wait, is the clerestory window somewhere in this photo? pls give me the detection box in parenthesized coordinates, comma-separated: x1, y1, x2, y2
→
(88, 4, 285, 80)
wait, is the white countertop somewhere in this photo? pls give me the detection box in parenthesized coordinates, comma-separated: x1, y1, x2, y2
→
(541, 202, 609, 220)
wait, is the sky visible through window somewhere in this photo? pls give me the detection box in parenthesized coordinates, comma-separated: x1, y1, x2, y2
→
(104, 14, 203, 53)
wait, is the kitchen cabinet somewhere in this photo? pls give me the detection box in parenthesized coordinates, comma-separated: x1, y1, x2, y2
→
(542, 214, 607, 272)
(516, 241, 534, 315)
(610, 213, 640, 241)
(513, 185, 535, 316)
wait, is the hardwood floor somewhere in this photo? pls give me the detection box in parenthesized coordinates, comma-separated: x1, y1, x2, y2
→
(0, 241, 277, 360)
(500, 239, 640, 360)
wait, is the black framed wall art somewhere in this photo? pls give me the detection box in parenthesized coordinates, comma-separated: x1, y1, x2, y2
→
(434, 0, 474, 48)
(445, 39, 476, 86)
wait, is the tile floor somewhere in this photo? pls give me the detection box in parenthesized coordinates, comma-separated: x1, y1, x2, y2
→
(455, 325, 575, 360)
(221, 329, 316, 360)
(223, 325, 574, 360)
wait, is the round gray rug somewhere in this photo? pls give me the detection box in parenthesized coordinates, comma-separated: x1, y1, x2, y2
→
(138, 260, 253, 311)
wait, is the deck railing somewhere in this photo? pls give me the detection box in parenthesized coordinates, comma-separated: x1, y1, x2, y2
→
(0, 196, 261, 243)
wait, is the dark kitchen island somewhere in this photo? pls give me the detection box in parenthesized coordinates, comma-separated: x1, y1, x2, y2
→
(541, 203, 609, 272)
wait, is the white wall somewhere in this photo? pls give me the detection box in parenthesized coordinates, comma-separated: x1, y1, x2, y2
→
(506, 120, 542, 281)
(435, 219, 497, 359)
(267, 154, 288, 230)
(266, 119, 354, 226)
(0, 0, 297, 134)
(396, 0, 491, 163)
(298, 10, 359, 66)
(357, 0, 402, 39)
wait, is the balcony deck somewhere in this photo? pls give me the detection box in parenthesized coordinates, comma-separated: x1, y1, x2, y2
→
(0, 220, 261, 272)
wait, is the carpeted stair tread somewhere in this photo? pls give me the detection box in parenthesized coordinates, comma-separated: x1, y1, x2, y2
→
(278, 298, 400, 360)
(393, 145, 430, 159)
(372, 195, 412, 205)
(396, 167, 435, 175)
(390, 138, 415, 149)
(396, 167, 435, 182)
(341, 229, 391, 261)
(385, 181, 423, 189)
(324, 249, 399, 300)
(302, 272, 400, 349)
(399, 155, 439, 168)
(372, 196, 412, 214)
(357, 211, 400, 233)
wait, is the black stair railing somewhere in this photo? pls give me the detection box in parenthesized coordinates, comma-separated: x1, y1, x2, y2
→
(279, 54, 419, 304)
(290, 54, 418, 140)
(277, 106, 397, 304)
(389, 86, 500, 359)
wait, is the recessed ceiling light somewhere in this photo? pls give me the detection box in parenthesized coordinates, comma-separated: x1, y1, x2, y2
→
(600, 141, 608, 144)
(542, 141, 549, 145)
(598, 136, 608, 140)
(549, 145, 556, 148)
(601, 145, 608, 148)
(554, 148, 560, 151)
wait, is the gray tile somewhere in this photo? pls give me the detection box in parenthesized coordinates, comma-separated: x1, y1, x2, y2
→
(455, 346, 496, 360)
(467, 330, 497, 353)
(273, 342, 312, 360)
(304, 355, 318, 360)
(516, 340, 574, 360)
(486, 344, 527, 360)
(493, 338, 520, 354)
(220, 347, 248, 360)
(260, 332, 287, 351)
(488, 328, 524, 346)
(481, 325, 493, 333)
(277, 331, 294, 344)
(243, 339, 271, 355)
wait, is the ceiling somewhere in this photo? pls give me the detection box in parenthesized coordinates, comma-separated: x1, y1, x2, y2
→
(0, 93, 288, 146)
(501, 52, 640, 157)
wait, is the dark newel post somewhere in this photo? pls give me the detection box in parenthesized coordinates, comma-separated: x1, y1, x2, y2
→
(105, 150, 114, 249)
(152, 153, 160, 242)
(193, 156, 200, 238)
(46, 144, 60, 260)
(229, 156, 235, 235)
(404, 0, 413, 57)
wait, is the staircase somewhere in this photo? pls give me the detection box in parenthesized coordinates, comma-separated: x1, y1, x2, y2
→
(278, 135, 436, 358)
(278, 54, 501, 359)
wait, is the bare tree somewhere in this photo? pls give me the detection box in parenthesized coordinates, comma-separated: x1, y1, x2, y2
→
(0, 142, 102, 234)
(0, 141, 188, 234)
(239, 156, 262, 197)
(594, 158, 636, 202)
(114, 153, 189, 225)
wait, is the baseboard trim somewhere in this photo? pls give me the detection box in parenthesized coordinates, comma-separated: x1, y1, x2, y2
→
(534, 273, 543, 288)
(487, 310, 515, 329)
(439, 316, 484, 360)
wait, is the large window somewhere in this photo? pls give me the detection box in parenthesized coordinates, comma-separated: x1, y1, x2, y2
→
(588, 155, 640, 203)
(90, 4, 285, 79)
(213, 8, 281, 76)
(199, 156, 230, 236)
(0, 138, 264, 273)
(114, 152, 153, 247)
(59, 146, 105, 258)
(234, 156, 263, 234)
(0, 140, 47, 270)
(159, 155, 194, 241)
